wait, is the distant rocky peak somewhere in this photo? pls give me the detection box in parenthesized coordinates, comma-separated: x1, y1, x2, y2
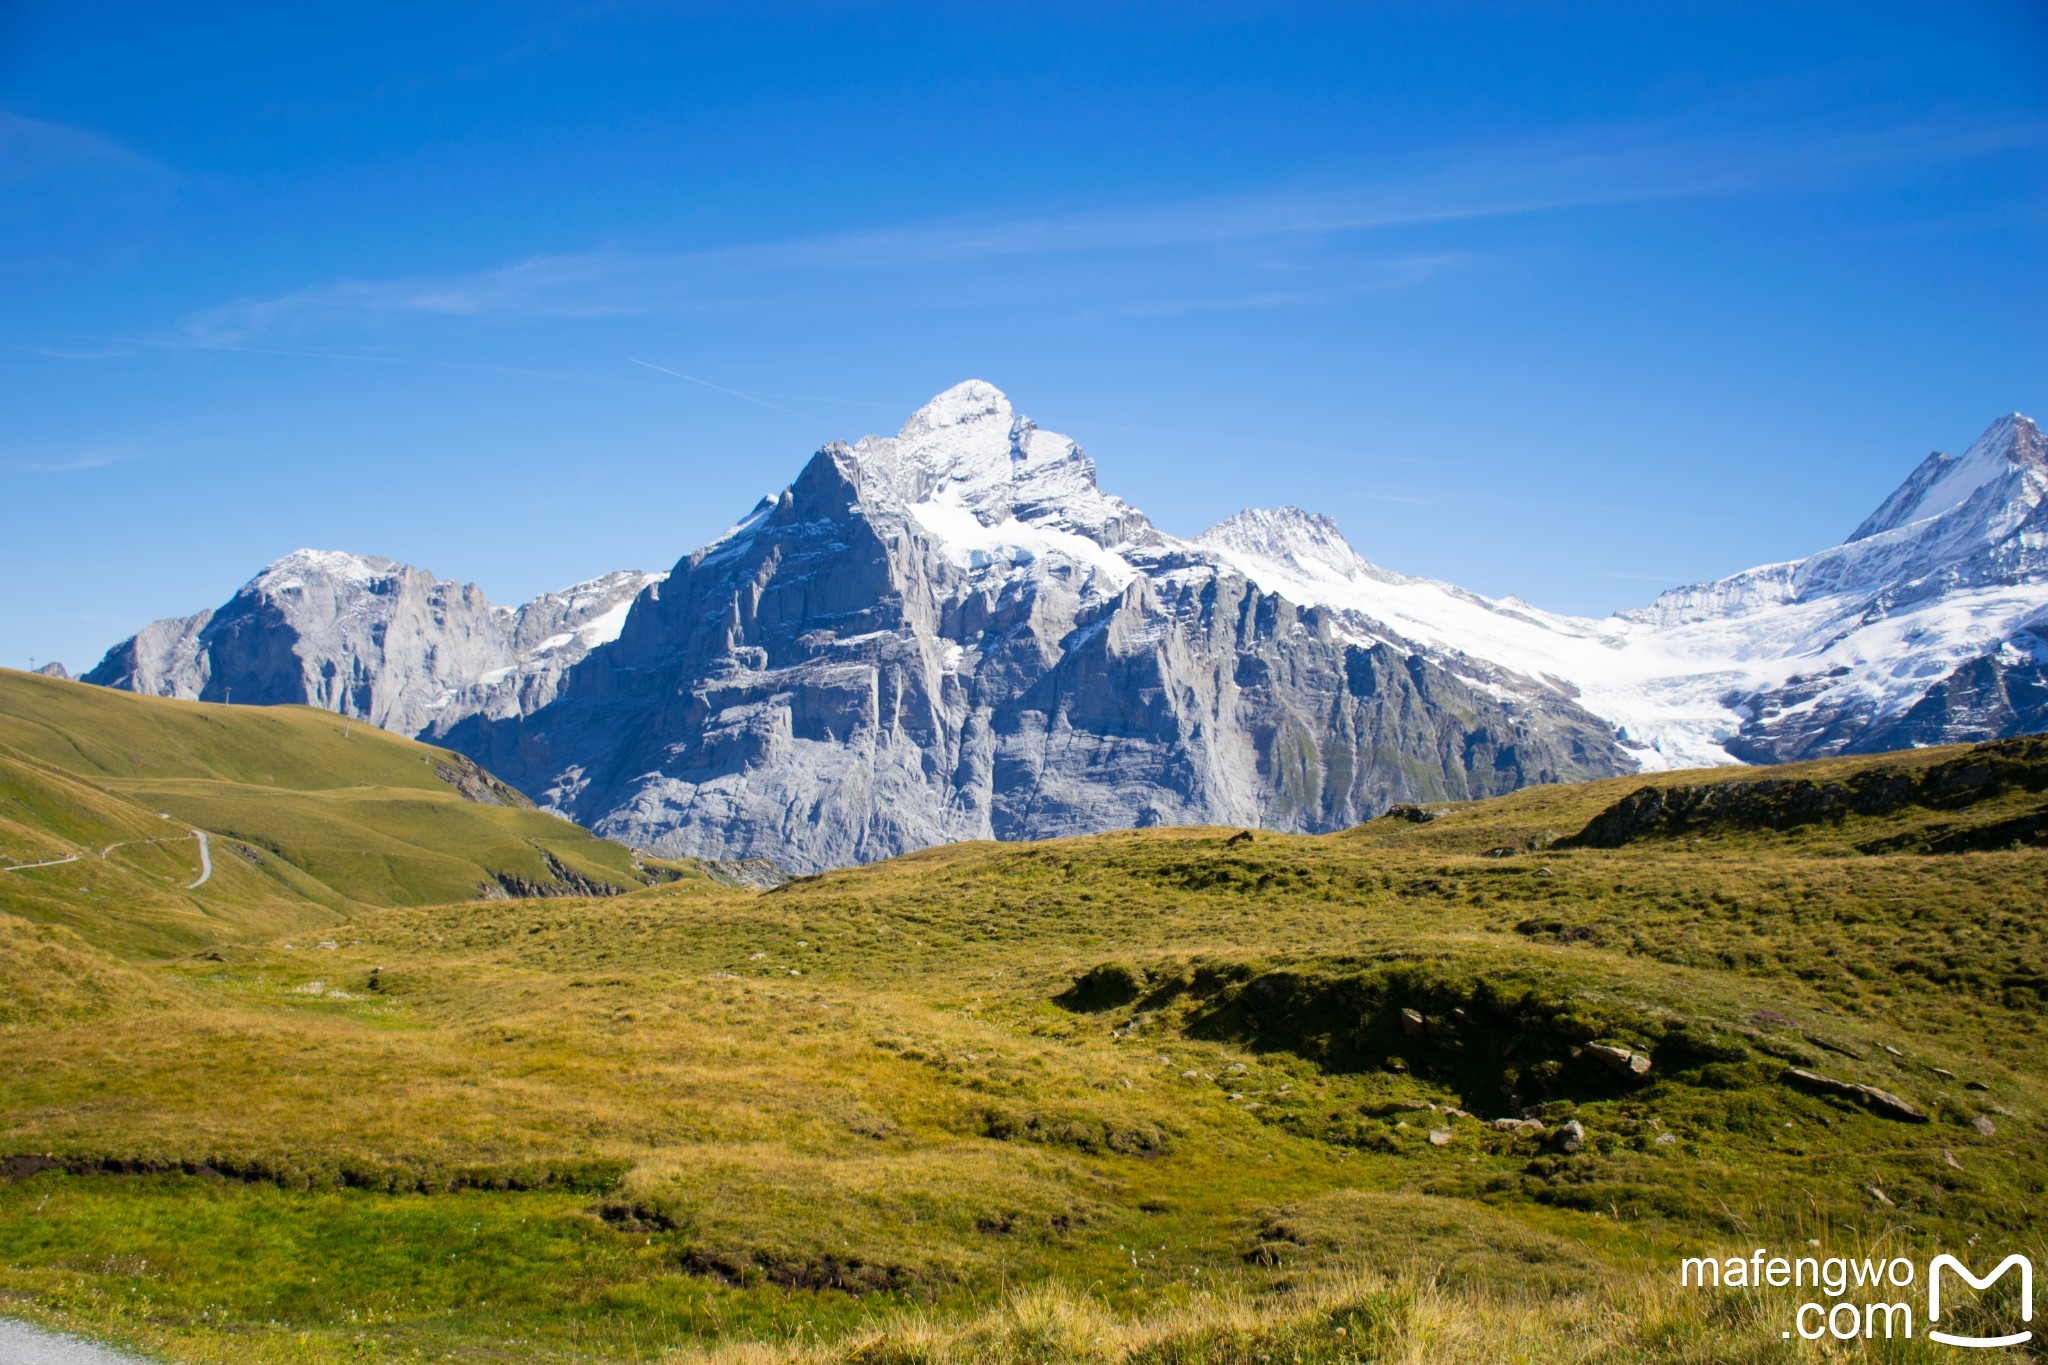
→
(1197, 506, 1374, 580)
(1848, 412, 2042, 543)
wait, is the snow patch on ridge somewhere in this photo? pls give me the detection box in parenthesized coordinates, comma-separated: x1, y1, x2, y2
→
(1197, 511, 1742, 769)
(908, 497, 1139, 591)
(571, 596, 637, 648)
(254, 548, 389, 595)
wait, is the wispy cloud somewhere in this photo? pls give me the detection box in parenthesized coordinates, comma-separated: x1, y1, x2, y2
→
(1098, 253, 1466, 318)
(173, 157, 1631, 341)
(28, 341, 141, 361)
(12, 446, 149, 474)
(173, 109, 2047, 344)
(0, 111, 172, 188)
(183, 253, 635, 343)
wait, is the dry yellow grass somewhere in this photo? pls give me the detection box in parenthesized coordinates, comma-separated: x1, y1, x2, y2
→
(3, 674, 2043, 1361)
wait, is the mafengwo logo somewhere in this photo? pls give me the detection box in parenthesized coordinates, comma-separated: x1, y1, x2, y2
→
(1929, 1254, 2033, 1348)
(1680, 1248, 2033, 1345)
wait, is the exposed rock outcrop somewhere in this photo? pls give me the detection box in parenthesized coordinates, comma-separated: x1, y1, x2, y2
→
(1563, 734, 2048, 849)
(1780, 1067, 1927, 1123)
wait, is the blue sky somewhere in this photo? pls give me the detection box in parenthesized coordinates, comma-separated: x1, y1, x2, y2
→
(3, 1, 2045, 671)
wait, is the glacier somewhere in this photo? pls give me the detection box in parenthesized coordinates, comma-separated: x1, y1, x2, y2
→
(1199, 409, 2046, 768)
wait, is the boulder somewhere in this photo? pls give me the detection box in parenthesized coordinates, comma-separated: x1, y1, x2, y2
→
(1586, 1043, 1652, 1078)
(1779, 1067, 1928, 1123)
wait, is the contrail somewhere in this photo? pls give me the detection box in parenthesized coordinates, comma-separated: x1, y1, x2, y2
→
(629, 359, 806, 416)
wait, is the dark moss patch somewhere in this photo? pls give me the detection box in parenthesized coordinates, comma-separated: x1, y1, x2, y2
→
(980, 1106, 1173, 1157)
(1, 1153, 628, 1194)
(1162, 959, 1746, 1117)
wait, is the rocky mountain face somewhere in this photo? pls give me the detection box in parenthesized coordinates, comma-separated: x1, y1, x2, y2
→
(444, 383, 1627, 870)
(80, 386, 2047, 872)
(84, 551, 663, 738)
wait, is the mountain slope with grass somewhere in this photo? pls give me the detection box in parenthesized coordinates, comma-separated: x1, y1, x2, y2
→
(0, 669, 688, 958)
(2, 691, 2043, 1361)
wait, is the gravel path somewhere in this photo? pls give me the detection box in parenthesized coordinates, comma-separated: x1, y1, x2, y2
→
(185, 829, 211, 889)
(2, 825, 214, 887)
(0, 854, 81, 872)
(0, 1318, 155, 1363)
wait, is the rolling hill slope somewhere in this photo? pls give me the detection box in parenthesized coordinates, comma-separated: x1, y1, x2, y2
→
(0, 668, 683, 957)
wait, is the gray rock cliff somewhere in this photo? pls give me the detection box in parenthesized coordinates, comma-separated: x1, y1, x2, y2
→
(84, 551, 661, 738)
(445, 382, 1628, 870)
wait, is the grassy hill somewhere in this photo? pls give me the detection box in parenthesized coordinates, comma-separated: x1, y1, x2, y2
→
(1, 670, 2043, 1362)
(0, 668, 693, 958)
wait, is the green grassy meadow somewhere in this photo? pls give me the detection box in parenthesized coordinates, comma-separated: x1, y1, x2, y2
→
(1, 668, 2043, 1361)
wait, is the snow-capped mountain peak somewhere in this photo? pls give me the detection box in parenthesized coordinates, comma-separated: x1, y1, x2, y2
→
(253, 548, 392, 594)
(1849, 412, 2042, 542)
(441, 389, 1631, 871)
(849, 379, 1108, 523)
(1196, 507, 1378, 583)
(830, 384, 1153, 587)
(845, 380, 1015, 506)
(898, 377, 1014, 439)
(866, 379, 1020, 499)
